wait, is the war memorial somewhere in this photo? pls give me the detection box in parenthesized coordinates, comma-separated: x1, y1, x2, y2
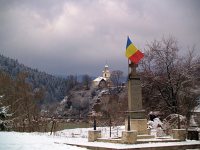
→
(85, 37, 200, 149)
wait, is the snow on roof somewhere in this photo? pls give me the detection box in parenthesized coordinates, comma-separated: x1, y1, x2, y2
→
(93, 76, 106, 82)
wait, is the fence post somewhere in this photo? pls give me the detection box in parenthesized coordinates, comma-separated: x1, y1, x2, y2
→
(50, 120, 56, 135)
(128, 115, 131, 131)
(93, 116, 96, 130)
(109, 118, 112, 137)
(178, 114, 180, 129)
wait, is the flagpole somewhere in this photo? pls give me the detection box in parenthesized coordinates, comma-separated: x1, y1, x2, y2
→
(127, 36, 129, 80)
(128, 58, 129, 80)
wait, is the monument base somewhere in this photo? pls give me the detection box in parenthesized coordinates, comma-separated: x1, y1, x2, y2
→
(122, 130, 137, 144)
(125, 119, 148, 135)
(172, 129, 186, 141)
(88, 130, 101, 142)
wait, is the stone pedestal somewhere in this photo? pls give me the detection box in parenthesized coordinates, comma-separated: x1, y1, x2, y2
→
(122, 130, 138, 144)
(128, 78, 142, 109)
(88, 130, 101, 142)
(128, 78, 145, 119)
(172, 129, 186, 141)
(125, 63, 148, 135)
(125, 119, 148, 135)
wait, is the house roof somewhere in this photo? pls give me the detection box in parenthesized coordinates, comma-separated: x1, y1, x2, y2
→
(93, 76, 106, 82)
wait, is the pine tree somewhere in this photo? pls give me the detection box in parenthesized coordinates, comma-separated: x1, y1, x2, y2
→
(0, 95, 12, 131)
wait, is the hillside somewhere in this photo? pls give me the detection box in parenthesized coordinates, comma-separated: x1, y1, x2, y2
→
(0, 54, 69, 104)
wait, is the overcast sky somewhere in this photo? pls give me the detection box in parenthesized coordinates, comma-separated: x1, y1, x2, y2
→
(0, 0, 199, 76)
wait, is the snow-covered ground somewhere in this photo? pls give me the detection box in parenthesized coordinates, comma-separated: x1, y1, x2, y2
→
(0, 126, 200, 150)
(0, 131, 88, 150)
(0, 126, 123, 150)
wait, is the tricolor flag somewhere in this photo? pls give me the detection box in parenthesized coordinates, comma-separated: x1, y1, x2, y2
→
(125, 36, 144, 64)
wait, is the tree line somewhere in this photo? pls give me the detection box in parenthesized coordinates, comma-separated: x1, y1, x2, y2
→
(0, 54, 81, 104)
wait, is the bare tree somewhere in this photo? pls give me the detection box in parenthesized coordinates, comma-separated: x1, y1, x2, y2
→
(82, 74, 92, 90)
(0, 71, 44, 132)
(66, 75, 78, 92)
(110, 70, 123, 87)
(141, 36, 200, 120)
(93, 94, 120, 118)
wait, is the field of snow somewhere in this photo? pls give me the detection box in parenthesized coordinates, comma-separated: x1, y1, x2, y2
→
(0, 126, 124, 150)
(0, 131, 88, 150)
(0, 126, 200, 150)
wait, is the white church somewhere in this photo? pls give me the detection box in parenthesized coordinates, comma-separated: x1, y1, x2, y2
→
(93, 65, 111, 88)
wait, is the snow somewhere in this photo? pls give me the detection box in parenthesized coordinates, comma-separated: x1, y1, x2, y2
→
(57, 126, 125, 138)
(148, 118, 166, 137)
(64, 139, 200, 149)
(0, 106, 10, 115)
(0, 126, 124, 150)
(194, 105, 200, 112)
(0, 126, 200, 150)
(0, 132, 87, 150)
(93, 76, 106, 82)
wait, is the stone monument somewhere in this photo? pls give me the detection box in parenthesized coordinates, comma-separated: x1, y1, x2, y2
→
(125, 62, 148, 135)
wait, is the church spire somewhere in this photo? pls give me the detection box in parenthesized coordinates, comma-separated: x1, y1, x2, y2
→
(102, 64, 110, 80)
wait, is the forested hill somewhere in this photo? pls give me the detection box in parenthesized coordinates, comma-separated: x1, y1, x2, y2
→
(0, 54, 71, 104)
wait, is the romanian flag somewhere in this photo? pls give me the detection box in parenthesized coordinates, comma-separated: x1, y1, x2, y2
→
(125, 36, 144, 64)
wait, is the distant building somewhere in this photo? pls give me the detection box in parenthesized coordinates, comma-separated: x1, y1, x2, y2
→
(93, 65, 111, 88)
(102, 64, 110, 80)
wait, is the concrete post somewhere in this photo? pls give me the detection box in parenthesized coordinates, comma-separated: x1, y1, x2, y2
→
(122, 130, 138, 144)
(88, 130, 101, 142)
(172, 129, 186, 141)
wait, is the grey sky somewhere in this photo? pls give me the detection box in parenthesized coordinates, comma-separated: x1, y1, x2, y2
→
(0, 0, 200, 76)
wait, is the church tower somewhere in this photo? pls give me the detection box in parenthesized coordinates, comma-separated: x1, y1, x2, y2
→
(102, 64, 110, 80)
